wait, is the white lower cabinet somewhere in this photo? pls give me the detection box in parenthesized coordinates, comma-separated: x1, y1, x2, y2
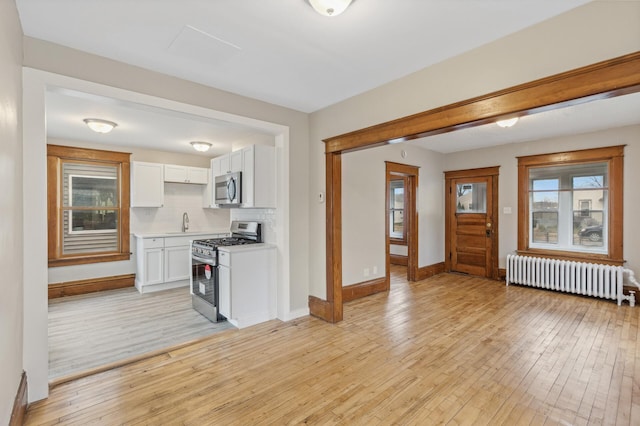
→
(143, 246, 164, 286)
(217, 245, 276, 328)
(164, 245, 191, 282)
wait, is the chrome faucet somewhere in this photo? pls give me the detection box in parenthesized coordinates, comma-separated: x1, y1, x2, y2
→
(182, 212, 189, 232)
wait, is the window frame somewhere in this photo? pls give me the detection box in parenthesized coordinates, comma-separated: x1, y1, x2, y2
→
(387, 175, 409, 245)
(517, 145, 624, 266)
(388, 176, 408, 244)
(47, 144, 131, 267)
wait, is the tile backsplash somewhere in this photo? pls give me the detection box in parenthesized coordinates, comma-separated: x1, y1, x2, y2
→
(131, 182, 230, 234)
(231, 208, 277, 243)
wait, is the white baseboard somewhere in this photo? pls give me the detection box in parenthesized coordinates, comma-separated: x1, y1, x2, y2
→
(280, 307, 309, 322)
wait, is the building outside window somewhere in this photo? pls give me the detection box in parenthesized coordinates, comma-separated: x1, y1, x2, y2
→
(529, 163, 606, 252)
(517, 145, 624, 265)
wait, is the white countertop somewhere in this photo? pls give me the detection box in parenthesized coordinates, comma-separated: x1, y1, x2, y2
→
(133, 230, 229, 239)
(217, 243, 276, 253)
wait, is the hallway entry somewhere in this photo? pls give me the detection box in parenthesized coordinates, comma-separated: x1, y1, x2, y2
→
(386, 162, 419, 282)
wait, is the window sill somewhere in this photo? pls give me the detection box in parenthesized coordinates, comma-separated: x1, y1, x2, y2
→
(48, 252, 131, 268)
(516, 249, 623, 266)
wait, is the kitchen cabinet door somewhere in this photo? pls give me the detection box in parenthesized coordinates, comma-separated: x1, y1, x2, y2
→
(164, 165, 208, 184)
(230, 150, 243, 173)
(163, 164, 188, 183)
(187, 167, 208, 184)
(241, 145, 275, 208)
(218, 265, 231, 319)
(204, 158, 221, 208)
(219, 155, 230, 175)
(164, 245, 190, 282)
(143, 247, 164, 286)
(131, 161, 164, 207)
(219, 151, 243, 174)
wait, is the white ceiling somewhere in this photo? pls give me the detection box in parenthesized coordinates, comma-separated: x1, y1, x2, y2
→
(45, 87, 276, 157)
(410, 92, 640, 153)
(17, 0, 593, 113)
(17, 0, 639, 156)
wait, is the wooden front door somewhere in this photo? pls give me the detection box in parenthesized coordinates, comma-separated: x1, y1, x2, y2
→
(445, 167, 499, 279)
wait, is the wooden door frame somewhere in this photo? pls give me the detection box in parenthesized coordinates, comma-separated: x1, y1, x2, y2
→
(444, 167, 500, 280)
(386, 162, 420, 284)
(310, 52, 640, 323)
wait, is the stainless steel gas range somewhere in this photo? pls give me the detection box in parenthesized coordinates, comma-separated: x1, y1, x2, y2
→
(190, 221, 262, 322)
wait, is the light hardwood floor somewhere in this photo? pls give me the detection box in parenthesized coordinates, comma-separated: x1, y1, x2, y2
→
(29, 267, 640, 425)
(48, 286, 234, 381)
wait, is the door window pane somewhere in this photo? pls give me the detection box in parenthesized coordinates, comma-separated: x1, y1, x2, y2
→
(456, 182, 486, 213)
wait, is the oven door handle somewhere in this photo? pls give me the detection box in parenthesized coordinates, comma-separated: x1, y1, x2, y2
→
(192, 254, 216, 265)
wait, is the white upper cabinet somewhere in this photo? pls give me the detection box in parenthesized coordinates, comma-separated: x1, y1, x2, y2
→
(164, 164, 208, 184)
(242, 145, 275, 208)
(204, 145, 275, 209)
(131, 161, 164, 207)
(219, 150, 243, 175)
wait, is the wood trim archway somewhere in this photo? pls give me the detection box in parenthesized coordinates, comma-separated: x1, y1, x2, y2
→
(310, 51, 640, 323)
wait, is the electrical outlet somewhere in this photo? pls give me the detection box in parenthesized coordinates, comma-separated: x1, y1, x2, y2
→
(364, 268, 370, 277)
(372, 266, 378, 275)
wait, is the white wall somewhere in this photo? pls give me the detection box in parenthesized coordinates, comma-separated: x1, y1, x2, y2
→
(444, 125, 640, 273)
(308, 1, 640, 299)
(342, 143, 444, 285)
(0, 0, 23, 423)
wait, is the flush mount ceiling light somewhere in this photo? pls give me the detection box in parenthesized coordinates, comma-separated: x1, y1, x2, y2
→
(496, 117, 519, 128)
(308, 0, 353, 16)
(190, 141, 212, 152)
(83, 118, 117, 134)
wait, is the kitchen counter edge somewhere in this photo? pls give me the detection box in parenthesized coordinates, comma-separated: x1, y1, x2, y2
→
(133, 230, 229, 239)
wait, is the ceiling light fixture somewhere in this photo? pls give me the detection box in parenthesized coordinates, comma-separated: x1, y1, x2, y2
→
(496, 117, 519, 128)
(190, 141, 212, 152)
(83, 118, 117, 134)
(308, 0, 353, 16)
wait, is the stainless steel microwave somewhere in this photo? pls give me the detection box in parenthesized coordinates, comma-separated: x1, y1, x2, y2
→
(214, 172, 242, 206)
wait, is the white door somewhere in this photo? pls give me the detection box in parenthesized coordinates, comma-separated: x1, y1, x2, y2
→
(164, 246, 190, 282)
(144, 248, 164, 285)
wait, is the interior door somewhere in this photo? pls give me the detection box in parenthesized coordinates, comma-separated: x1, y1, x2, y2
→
(445, 167, 499, 279)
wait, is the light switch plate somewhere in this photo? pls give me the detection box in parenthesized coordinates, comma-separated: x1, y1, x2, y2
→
(503, 207, 512, 214)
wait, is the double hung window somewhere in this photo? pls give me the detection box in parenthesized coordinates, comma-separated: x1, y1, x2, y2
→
(47, 145, 131, 267)
(518, 146, 623, 265)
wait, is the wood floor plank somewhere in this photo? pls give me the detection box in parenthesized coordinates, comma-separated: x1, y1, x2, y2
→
(48, 286, 234, 380)
(27, 266, 640, 425)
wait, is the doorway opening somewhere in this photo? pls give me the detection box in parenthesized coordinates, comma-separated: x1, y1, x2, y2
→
(385, 162, 419, 283)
